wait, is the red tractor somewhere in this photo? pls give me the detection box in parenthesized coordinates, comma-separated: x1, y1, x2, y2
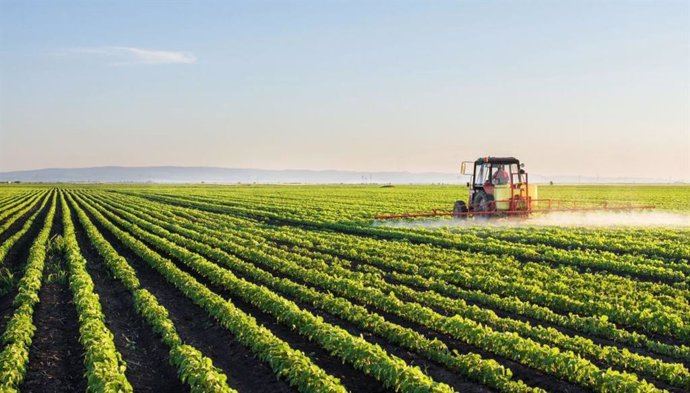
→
(375, 156, 654, 221)
(452, 156, 534, 219)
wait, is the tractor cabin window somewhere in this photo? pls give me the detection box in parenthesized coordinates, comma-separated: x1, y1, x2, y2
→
(476, 163, 520, 187)
(489, 164, 517, 186)
(474, 164, 490, 187)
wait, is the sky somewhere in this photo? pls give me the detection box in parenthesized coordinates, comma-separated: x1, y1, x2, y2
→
(1, 1, 688, 181)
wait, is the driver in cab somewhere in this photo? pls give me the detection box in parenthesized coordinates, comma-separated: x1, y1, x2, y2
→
(492, 165, 509, 185)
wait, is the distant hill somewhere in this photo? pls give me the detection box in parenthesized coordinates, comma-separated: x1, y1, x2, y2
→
(0, 166, 676, 184)
(0, 166, 462, 184)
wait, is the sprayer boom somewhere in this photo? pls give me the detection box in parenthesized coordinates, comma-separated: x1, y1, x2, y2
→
(374, 156, 656, 221)
(375, 201, 656, 220)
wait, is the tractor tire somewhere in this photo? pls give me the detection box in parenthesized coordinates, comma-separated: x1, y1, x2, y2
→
(474, 193, 495, 213)
(452, 200, 468, 219)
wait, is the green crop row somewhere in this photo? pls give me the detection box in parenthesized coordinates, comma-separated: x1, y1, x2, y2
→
(463, 226, 690, 264)
(0, 192, 52, 296)
(0, 192, 49, 263)
(65, 192, 236, 393)
(60, 192, 133, 392)
(89, 190, 690, 389)
(116, 190, 689, 344)
(83, 191, 662, 393)
(0, 191, 45, 225)
(99, 189, 690, 362)
(70, 193, 349, 393)
(73, 192, 457, 393)
(0, 191, 35, 211)
(193, 189, 688, 281)
(0, 191, 56, 391)
(123, 189, 688, 306)
(82, 191, 538, 393)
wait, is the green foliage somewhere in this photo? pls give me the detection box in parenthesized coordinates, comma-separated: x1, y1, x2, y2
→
(44, 235, 68, 285)
(0, 183, 687, 393)
(70, 195, 234, 392)
(67, 192, 345, 393)
(60, 193, 133, 393)
(0, 191, 56, 391)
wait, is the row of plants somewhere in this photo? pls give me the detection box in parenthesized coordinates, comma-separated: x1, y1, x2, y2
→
(244, 219, 690, 363)
(461, 226, 690, 264)
(0, 191, 56, 391)
(0, 191, 47, 242)
(68, 193, 350, 393)
(292, 227, 690, 344)
(102, 190, 690, 361)
(254, 233, 690, 390)
(116, 190, 689, 344)
(60, 192, 133, 392)
(65, 193, 236, 393)
(94, 191, 690, 386)
(82, 192, 538, 393)
(116, 194, 689, 390)
(274, 225, 686, 311)
(0, 191, 44, 223)
(278, 223, 690, 340)
(207, 190, 688, 281)
(136, 190, 690, 280)
(115, 190, 687, 307)
(95, 190, 690, 389)
(84, 192, 662, 393)
(183, 188, 690, 259)
(0, 191, 31, 209)
(320, 257, 689, 388)
(74, 192, 457, 393)
(372, 226, 688, 279)
(124, 189, 688, 304)
(390, 271, 690, 362)
(0, 192, 52, 296)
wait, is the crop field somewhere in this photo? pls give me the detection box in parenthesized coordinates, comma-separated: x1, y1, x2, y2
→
(0, 184, 688, 393)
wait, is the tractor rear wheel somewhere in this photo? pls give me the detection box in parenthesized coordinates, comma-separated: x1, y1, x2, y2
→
(474, 193, 495, 213)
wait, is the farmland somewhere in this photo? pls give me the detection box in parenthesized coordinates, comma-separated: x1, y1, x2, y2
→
(0, 184, 688, 393)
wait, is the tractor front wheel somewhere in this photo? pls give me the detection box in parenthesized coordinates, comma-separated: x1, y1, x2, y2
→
(453, 200, 468, 219)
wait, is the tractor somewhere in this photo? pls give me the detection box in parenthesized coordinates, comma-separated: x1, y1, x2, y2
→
(375, 156, 654, 221)
(452, 156, 536, 218)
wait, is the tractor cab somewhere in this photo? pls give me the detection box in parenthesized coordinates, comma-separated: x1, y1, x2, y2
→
(455, 156, 536, 217)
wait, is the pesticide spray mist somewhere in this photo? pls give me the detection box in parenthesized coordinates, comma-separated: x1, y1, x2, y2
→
(377, 211, 690, 229)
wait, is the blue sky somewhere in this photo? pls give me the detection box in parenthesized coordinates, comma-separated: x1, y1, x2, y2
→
(1, 1, 688, 180)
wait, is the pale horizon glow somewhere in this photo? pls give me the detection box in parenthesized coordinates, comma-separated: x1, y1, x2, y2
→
(1, 1, 688, 181)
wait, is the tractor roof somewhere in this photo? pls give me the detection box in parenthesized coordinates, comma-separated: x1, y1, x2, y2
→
(475, 157, 520, 165)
